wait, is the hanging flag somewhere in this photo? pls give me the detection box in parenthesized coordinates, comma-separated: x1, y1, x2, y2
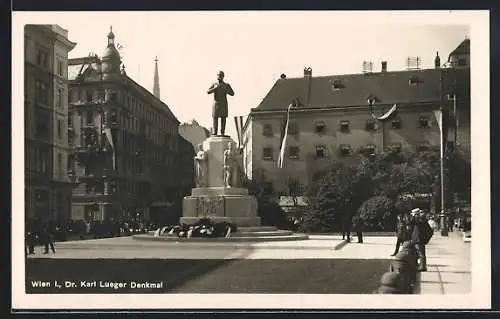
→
(433, 110, 442, 133)
(278, 104, 293, 168)
(234, 116, 241, 146)
(434, 109, 444, 161)
(372, 104, 398, 121)
(103, 128, 116, 170)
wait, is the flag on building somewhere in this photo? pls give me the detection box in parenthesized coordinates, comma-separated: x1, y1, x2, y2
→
(434, 109, 444, 160)
(104, 128, 116, 170)
(278, 104, 293, 168)
(372, 104, 398, 121)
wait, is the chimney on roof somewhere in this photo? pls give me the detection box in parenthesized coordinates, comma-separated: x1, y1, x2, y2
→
(362, 61, 374, 74)
(304, 67, 312, 78)
(381, 61, 387, 72)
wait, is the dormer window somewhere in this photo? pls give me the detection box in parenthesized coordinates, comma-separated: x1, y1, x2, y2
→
(365, 119, 377, 131)
(418, 116, 430, 128)
(263, 124, 273, 137)
(409, 76, 421, 87)
(391, 117, 402, 129)
(331, 80, 345, 90)
(340, 120, 350, 133)
(315, 145, 327, 159)
(288, 146, 300, 160)
(339, 144, 352, 157)
(315, 121, 326, 134)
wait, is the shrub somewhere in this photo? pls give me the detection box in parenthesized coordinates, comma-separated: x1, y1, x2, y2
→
(357, 195, 395, 231)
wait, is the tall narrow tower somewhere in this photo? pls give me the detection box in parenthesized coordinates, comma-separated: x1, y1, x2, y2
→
(153, 56, 160, 99)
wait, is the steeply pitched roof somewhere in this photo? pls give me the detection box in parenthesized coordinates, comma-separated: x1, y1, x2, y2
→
(254, 67, 469, 111)
(449, 39, 470, 57)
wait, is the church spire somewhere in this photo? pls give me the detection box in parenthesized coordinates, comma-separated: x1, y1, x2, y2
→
(153, 56, 160, 99)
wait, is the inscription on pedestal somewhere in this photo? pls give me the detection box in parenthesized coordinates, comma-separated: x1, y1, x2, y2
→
(197, 196, 225, 217)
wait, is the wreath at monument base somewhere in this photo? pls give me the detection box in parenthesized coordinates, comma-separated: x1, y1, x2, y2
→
(153, 218, 238, 239)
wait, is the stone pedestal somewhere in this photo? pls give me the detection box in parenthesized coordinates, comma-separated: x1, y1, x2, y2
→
(180, 135, 261, 227)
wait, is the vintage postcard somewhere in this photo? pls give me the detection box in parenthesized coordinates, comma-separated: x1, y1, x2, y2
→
(12, 10, 491, 310)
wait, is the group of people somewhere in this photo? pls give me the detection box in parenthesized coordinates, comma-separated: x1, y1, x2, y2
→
(391, 208, 435, 272)
(24, 217, 160, 255)
(341, 216, 364, 244)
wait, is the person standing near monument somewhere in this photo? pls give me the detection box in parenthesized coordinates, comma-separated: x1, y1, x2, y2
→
(207, 71, 234, 136)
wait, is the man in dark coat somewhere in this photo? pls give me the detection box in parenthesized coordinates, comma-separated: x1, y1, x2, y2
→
(207, 71, 234, 136)
(41, 222, 56, 254)
(410, 209, 431, 271)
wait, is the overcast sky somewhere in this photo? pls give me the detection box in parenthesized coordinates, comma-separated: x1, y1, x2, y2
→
(17, 11, 470, 139)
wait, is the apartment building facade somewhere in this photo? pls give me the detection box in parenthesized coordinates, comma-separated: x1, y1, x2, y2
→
(24, 24, 76, 221)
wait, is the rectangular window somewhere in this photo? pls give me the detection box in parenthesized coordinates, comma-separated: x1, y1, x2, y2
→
(35, 79, 48, 103)
(56, 59, 64, 76)
(35, 109, 50, 138)
(363, 144, 376, 155)
(315, 145, 326, 158)
(388, 142, 402, 152)
(56, 88, 64, 109)
(263, 124, 273, 137)
(288, 122, 299, 135)
(315, 121, 326, 134)
(68, 112, 73, 127)
(57, 119, 63, 140)
(458, 58, 467, 66)
(416, 142, 429, 152)
(36, 49, 48, 68)
(418, 116, 430, 128)
(86, 90, 93, 103)
(288, 146, 299, 160)
(110, 109, 118, 124)
(391, 118, 402, 129)
(365, 119, 376, 131)
(97, 88, 106, 101)
(340, 120, 350, 132)
(57, 153, 63, 177)
(86, 110, 93, 125)
(262, 147, 273, 160)
(339, 144, 352, 157)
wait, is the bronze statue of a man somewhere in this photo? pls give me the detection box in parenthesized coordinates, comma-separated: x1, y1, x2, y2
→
(207, 71, 234, 136)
